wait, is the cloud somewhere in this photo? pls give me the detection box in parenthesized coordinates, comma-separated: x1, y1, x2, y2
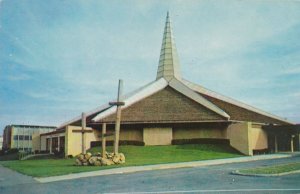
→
(5, 73, 31, 81)
(1, 0, 300, 134)
(282, 66, 300, 75)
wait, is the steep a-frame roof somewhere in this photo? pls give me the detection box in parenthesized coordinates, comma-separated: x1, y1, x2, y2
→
(59, 12, 292, 129)
(92, 12, 291, 125)
(91, 12, 230, 123)
(181, 79, 293, 124)
(92, 77, 229, 122)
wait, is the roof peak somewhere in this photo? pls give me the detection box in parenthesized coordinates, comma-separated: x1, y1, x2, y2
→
(156, 12, 181, 81)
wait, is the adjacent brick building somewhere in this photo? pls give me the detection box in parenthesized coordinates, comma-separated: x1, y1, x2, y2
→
(2, 125, 56, 152)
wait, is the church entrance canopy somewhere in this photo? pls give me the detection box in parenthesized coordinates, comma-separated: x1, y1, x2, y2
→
(263, 124, 300, 153)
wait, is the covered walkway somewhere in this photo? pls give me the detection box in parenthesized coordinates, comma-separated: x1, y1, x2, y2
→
(263, 124, 300, 153)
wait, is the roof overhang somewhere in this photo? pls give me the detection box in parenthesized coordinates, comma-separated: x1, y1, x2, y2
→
(91, 119, 231, 125)
(169, 78, 230, 119)
(262, 124, 300, 134)
(92, 78, 169, 122)
(40, 129, 66, 136)
(182, 79, 294, 125)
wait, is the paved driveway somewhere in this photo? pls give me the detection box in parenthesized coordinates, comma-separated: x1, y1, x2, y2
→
(0, 164, 36, 187)
(0, 155, 300, 194)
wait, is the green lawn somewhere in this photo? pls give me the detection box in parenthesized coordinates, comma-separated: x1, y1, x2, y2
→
(239, 162, 300, 175)
(0, 144, 241, 177)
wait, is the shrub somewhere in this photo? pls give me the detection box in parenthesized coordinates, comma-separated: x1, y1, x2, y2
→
(90, 140, 145, 147)
(172, 138, 230, 145)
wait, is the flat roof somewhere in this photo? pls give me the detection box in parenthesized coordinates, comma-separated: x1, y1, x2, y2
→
(40, 129, 65, 136)
(263, 124, 300, 133)
(6, 124, 57, 129)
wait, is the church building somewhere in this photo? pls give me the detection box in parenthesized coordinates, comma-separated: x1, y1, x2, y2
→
(38, 13, 299, 157)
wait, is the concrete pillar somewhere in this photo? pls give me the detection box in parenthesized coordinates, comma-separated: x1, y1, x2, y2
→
(28, 128, 30, 152)
(274, 135, 278, 153)
(49, 137, 52, 154)
(23, 127, 25, 151)
(58, 136, 60, 152)
(17, 128, 19, 149)
(298, 133, 300, 151)
(102, 123, 107, 158)
(291, 135, 294, 153)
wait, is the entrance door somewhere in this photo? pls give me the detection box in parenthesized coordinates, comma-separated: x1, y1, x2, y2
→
(46, 138, 50, 152)
(52, 137, 58, 152)
(59, 136, 65, 153)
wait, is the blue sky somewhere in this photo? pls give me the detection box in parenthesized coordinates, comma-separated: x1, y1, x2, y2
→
(1, 0, 300, 133)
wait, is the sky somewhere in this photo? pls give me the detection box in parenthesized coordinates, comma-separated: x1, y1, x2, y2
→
(0, 0, 300, 134)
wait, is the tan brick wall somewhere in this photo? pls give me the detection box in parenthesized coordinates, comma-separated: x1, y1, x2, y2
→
(227, 122, 252, 155)
(143, 128, 172, 145)
(32, 133, 40, 152)
(249, 124, 268, 150)
(173, 127, 226, 139)
(120, 128, 143, 141)
(40, 135, 47, 151)
(65, 125, 101, 157)
(101, 87, 225, 123)
(103, 128, 143, 142)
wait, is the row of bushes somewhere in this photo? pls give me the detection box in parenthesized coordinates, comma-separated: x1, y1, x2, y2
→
(172, 138, 230, 145)
(91, 140, 145, 147)
(91, 139, 230, 148)
(0, 148, 19, 156)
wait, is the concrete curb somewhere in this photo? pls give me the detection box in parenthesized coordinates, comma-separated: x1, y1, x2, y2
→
(231, 169, 300, 177)
(35, 154, 291, 183)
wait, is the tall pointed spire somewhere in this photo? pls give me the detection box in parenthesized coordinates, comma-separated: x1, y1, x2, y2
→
(156, 12, 181, 81)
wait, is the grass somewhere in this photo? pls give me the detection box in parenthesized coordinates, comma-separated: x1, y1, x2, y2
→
(239, 162, 300, 175)
(0, 144, 241, 177)
(89, 144, 240, 165)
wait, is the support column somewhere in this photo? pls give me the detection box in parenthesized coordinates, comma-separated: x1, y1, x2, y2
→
(28, 129, 31, 152)
(291, 135, 294, 153)
(49, 137, 52, 154)
(274, 135, 278, 153)
(102, 123, 107, 158)
(58, 136, 60, 152)
(298, 133, 300, 151)
(17, 128, 19, 149)
(23, 127, 25, 151)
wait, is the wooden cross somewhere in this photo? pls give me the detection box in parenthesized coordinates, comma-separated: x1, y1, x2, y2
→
(71, 112, 93, 154)
(99, 123, 114, 158)
(109, 79, 125, 154)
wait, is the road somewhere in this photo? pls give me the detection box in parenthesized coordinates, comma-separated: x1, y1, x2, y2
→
(0, 154, 300, 194)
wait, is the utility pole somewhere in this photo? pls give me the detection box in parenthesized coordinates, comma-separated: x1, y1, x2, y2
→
(109, 80, 125, 154)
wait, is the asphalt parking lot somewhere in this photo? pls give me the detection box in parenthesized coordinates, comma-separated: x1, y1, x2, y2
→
(0, 154, 300, 194)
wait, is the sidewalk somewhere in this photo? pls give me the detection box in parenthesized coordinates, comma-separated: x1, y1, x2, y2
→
(35, 154, 291, 183)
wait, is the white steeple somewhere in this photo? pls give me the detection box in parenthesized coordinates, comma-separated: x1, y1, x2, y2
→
(156, 12, 181, 81)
